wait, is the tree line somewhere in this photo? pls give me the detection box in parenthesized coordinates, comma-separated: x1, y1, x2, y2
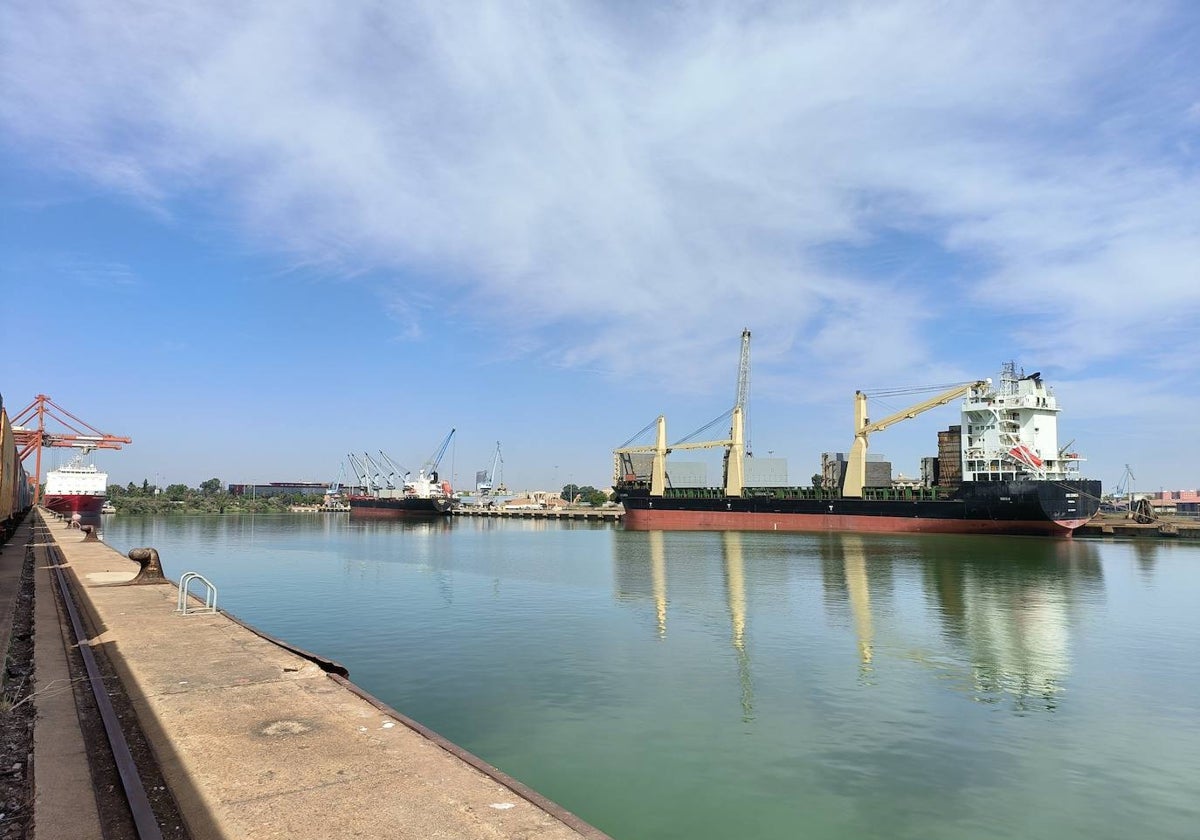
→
(106, 479, 319, 514)
(102, 479, 613, 514)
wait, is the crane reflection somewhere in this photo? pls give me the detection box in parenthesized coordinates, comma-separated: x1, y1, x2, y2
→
(618, 529, 1103, 715)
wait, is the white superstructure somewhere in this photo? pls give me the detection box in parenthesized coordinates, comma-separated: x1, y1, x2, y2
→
(44, 452, 108, 497)
(961, 362, 1084, 482)
(374, 468, 453, 500)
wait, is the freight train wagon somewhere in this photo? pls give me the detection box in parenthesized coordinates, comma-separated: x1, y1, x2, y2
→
(1, 394, 33, 543)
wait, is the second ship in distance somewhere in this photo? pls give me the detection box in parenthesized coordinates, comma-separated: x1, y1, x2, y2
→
(346, 429, 459, 518)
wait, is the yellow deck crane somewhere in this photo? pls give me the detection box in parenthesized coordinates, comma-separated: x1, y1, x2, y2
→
(613, 408, 748, 497)
(842, 380, 987, 498)
(614, 329, 751, 498)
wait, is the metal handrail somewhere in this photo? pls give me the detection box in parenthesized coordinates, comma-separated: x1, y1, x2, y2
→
(176, 572, 218, 615)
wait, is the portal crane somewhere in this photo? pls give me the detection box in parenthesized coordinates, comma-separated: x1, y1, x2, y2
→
(477, 442, 503, 494)
(843, 380, 987, 498)
(327, 464, 347, 495)
(362, 452, 393, 489)
(378, 450, 408, 482)
(1114, 464, 1135, 508)
(346, 453, 373, 490)
(11, 394, 132, 504)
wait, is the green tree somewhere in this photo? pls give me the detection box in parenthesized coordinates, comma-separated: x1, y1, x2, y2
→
(165, 483, 190, 501)
(584, 489, 609, 506)
(562, 484, 604, 505)
(200, 478, 222, 496)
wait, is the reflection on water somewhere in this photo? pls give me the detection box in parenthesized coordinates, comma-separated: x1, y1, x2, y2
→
(650, 530, 667, 639)
(920, 538, 1102, 710)
(1131, 539, 1159, 577)
(720, 532, 754, 722)
(618, 529, 1105, 713)
(840, 536, 875, 676)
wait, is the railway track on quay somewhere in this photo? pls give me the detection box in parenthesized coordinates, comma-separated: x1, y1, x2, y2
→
(2, 513, 188, 839)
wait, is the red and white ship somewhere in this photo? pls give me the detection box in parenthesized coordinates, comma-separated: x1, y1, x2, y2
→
(42, 451, 108, 516)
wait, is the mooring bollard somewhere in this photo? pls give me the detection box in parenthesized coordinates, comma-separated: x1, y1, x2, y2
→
(80, 524, 100, 542)
(127, 547, 168, 585)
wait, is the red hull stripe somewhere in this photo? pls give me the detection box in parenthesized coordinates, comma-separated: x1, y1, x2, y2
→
(348, 507, 449, 518)
(43, 494, 106, 515)
(624, 509, 1083, 536)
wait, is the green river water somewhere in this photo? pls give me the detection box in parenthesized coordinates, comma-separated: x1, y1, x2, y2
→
(101, 515, 1199, 840)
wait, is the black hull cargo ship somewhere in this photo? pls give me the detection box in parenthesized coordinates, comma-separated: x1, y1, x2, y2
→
(347, 494, 457, 518)
(614, 352, 1101, 537)
(617, 479, 1101, 536)
(347, 430, 459, 519)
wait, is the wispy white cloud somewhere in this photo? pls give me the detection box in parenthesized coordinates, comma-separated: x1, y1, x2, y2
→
(66, 259, 139, 288)
(2, 0, 1196, 402)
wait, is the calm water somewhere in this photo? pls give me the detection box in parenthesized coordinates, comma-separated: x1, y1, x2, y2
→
(100, 515, 1199, 840)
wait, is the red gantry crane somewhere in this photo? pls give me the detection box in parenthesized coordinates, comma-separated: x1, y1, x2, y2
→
(10, 395, 132, 504)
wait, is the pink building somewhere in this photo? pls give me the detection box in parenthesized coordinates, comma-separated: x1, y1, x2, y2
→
(1151, 489, 1200, 502)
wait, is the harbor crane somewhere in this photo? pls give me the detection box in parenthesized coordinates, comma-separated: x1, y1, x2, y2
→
(362, 452, 394, 490)
(327, 463, 347, 495)
(421, 428, 456, 483)
(378, 450, 408, 482)
(346, 454, 371, 490)
(614, 330, 750, 497)
(347, 452, 390, 491)
(843, 380, 987, 498)
(10, 394, 132, 504)
(477, 441, 504, 494)
(1114, 464, 1135, 509)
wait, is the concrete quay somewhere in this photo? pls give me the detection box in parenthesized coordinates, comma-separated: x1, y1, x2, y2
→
(1075, 515, 1200, 540)
(25, 508, 614, 840)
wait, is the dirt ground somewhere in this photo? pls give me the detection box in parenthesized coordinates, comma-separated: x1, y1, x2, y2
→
(51, 550, 191, 840)
(0, 546, 34, 839)
(0, 535, 190, 840)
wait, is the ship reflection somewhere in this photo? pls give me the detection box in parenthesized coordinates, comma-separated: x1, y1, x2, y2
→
(616, 529, 757, 721)
(345, 517, 455, 536)
(841, 536, 875, 677)
(824, 534, 1104, 710)
(650, 530, 667, 639)
(1131, 540, 1158, 578)
(721, 532, 755, 722)
(617, 530, 1104, 715)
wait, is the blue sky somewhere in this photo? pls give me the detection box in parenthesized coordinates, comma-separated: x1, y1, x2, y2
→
(2, 0, 1197, 494)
